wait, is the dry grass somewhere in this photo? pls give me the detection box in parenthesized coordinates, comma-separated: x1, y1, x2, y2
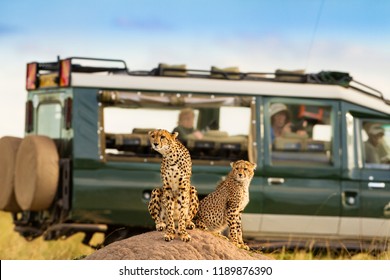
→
(0, 211, 102, 260)
(263, 245, 390, 260)
(1, 211, 389, 260)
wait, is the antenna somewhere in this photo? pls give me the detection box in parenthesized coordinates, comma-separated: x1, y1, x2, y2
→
(305, 0, 325, 70)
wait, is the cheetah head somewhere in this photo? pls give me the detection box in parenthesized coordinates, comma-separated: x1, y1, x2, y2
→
(148, 129, 179, 155)
(230, 160, 257, 182)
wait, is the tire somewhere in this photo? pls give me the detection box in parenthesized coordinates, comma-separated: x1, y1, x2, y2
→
(15, 135, 60, 211)
(0, 136, 22, 212)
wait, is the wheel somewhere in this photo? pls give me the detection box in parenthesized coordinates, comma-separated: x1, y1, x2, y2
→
(14, 135, 59, 211)
(0, 136, 22, 212)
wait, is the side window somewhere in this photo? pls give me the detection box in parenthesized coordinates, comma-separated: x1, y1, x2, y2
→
(268, 101, 333, 167)
(101, 91, 255, 164)
(361, 120, 390, 169)
(37, 102, 62, 138)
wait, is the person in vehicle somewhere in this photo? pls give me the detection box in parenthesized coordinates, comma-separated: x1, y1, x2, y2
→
(270, 103, 307, 142)
(364, 123, 390, 164)
(173, 108, 203, 143)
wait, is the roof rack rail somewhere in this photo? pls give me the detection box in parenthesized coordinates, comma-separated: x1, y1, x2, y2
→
(34, 56, 129, 74)
(67, 56, 129, 74)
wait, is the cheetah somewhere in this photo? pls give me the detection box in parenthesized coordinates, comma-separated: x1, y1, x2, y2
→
(147, 129, 199, 242)
(148, 185, 198, 233)
(194, 160, 256, 249)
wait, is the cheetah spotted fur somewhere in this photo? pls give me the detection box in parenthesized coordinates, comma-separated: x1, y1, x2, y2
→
(194, 160, 256, 249)
(147, 129, 199, 242)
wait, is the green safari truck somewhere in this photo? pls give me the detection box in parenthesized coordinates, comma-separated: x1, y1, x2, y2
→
(0, 57, 389, 250)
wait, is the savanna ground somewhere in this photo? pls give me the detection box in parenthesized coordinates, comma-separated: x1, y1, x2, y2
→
(0, 211, 389, 260)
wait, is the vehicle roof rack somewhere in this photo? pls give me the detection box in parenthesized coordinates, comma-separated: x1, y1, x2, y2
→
(31, 56, 389, 105)
(132, 65, 389, 105)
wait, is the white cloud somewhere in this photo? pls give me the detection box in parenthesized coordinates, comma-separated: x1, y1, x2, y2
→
(1, 27, 389, 138)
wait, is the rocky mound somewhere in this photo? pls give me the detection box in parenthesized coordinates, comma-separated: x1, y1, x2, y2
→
(85, 229, 271, 260)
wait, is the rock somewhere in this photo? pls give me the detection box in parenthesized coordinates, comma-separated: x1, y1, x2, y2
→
(85, 229, 271, 260)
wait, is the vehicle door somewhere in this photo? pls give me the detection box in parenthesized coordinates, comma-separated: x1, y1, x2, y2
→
(357, 118, 390, 241)
(259, 98, 341, 238)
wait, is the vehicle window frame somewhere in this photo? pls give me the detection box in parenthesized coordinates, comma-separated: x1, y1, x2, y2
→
(263, 97, 338, 170)
(358, 118, 390, 170)
(99, 90, 257, 166)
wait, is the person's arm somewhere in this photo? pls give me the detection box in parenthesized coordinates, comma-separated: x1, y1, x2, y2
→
(365, 142, 381, 163)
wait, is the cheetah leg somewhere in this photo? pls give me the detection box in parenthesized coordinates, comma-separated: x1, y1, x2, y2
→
(177, 188, 191, 242)
(227, 206, 241, 246)
(162, 188, 175, 242)
(148, 188, 166, 231)
(236, 214, 249, 250)
(186, 186, 199, 230)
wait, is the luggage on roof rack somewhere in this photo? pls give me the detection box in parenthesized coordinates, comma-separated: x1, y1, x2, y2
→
(309, 71, 353, 87)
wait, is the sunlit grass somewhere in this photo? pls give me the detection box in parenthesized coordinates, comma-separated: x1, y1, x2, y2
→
(0, 211, 102, 260)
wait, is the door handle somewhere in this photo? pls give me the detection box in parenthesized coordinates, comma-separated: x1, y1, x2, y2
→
(267, 177, 285, 185)
(368, 182, 385, 189)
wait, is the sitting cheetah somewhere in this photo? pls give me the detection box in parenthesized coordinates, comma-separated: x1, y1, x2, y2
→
(148, 129, 199, 242)
(194, 160, 256, 249)
(148, 185, 198, 232)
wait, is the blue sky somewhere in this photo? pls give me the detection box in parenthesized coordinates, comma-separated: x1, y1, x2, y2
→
(1, 0, 389, 137)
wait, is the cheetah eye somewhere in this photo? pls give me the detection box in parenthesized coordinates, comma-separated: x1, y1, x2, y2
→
(161, 135, 166, 139)
(244, 168, 247, 171)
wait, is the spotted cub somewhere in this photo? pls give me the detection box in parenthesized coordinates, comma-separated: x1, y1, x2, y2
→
(147, 129, 199, 242)
(194, 160, 256, 249)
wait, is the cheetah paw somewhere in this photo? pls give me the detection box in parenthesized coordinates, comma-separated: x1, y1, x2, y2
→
(164, 232, 175, 242)
(235, 243, 250, 250)
(179, 232, 191, 242)
(186, 221, 195, 230)
(156, 222, 166, 231)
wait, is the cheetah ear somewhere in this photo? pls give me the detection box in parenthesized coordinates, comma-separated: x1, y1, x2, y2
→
(148, 131, 153, 136)
(251, 162, 257, 170)
(230, 162, 235, 168)
(171, 132, 179, 140)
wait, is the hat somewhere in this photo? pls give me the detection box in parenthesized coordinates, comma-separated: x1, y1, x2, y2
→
(368, 124, 384, 136)
(270, 103, 288, 117)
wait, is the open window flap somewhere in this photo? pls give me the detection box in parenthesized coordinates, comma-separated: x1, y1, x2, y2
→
(99, 90, 252, 108)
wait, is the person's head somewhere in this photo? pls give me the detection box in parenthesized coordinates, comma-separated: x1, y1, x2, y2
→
(367, 124, 384, 146)
(270, 103, 290, 128)
(178, 108, 195, 129)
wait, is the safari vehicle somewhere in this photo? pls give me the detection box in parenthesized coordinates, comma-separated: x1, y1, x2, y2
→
(0, 56, 389, 250)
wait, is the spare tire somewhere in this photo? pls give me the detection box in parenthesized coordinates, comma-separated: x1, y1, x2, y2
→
(0, 136, 22, 212)
(15, 135, 59, 211)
